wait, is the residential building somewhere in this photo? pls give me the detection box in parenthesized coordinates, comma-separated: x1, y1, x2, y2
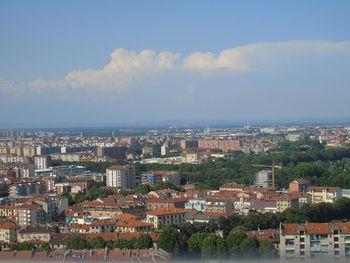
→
(307, 186, 342, 204)
(116, 219, 153, 233)
(97, 146, 127, 160)
(106, 165, 136, 189)
(0, 222, 19, 243)
(16, 204, 45, 226)
(280, 222, 350, 259)
(17, 225, 57, 243)
(145, 208, 187, 228)
(255, 170, 272, 188)
(275, 195, 300, 212)
(289, 179, 310, 193)
(34, 155, 52, 170)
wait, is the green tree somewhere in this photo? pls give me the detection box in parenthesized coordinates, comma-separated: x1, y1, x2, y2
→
(10, 242, 35, 251)
(240, 236, 259, 256)
(201, 234, 219, 259)
(258, 240, 278, 257)
(187, 233, 210, 254)
(134, 234, 153, 249)
(135, 184, 152, 195)
(37, 242, 51, 252)
(88, 236, 106, 249)
(113, 238, 131, 249)
(66, 236, 88, 250)
(157, 226, 186, 255)
(226, 229, 247, 255)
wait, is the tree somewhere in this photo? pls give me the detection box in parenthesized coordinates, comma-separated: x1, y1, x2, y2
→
(113, 238, 131, 249)
(88, 236, 106, 249)
(187, 233, 210, 254)
(258, 240, 278, 257)
(61, 191, 75, 205)
(37, 242, 51, 252)
(135, 184, 152, 195)
(10, 242, 35, 251)
(134, 234, 153, 249)
(240, 237, 259, 256)
(66, 236, 88, 250)
(157, 226, 186, 255)
(201, 234, 219, 259)
(226, 229, 247, 255)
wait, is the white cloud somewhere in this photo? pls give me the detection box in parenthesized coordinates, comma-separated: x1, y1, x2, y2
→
(18, 40, 350, 91)
(27, 79, 67, 91)
(65, 48, 180, 89)
(0, 77, 15, 91)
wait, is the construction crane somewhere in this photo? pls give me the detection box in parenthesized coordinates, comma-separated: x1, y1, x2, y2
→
(250, 164, 282, 189)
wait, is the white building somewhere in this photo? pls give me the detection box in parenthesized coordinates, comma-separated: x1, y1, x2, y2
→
(106, 165, 135, 189)
(34, 155, 51, 170)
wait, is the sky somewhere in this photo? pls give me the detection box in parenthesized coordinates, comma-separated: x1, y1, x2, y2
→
(0, 0, 350, 127)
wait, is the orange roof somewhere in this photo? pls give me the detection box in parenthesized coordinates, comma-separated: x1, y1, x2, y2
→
(0, 222, 19, 229)
(281, 222, 350, 235)
(146, 208, 187, 216)
(116, 219, 153, 228)
(307, 186, 340, 192)
(90, 220, 116, 226)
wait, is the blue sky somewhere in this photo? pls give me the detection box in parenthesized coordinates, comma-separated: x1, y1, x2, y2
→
(0, 0, 350, 126)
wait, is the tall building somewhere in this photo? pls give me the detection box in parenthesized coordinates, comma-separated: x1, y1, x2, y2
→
(180, 140, 198, 150)
(106, 165, 136, 189)
(97, 146, 127, 160)
(34, 155, 52, 170)
(255, 170, 272, 188)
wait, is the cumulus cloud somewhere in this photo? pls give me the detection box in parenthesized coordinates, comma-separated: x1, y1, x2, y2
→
(19, 40, 350, 91)
(65, 48, 180, 89)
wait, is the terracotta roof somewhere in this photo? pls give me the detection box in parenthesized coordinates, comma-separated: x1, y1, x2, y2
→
(307, 186, 340, 192)
(0, 222, 19, 229)
(116, 219, 153, 228)
(281, 222, 350, 235)
(146, 208, 187, 216)
(90, 220, 116, 226)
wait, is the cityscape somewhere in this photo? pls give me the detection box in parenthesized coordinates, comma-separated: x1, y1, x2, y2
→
(1, 1, 350, 262)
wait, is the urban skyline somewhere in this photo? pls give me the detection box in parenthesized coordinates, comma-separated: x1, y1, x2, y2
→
(1, 1, 350, 125)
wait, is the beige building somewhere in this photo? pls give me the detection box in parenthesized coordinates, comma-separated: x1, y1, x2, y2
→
(307, 186, 341, 204)
(0, 222, 19, 243)
(146, 208, 187, 228)
(0, 206, 17, 218)
(275, 195, 300, 212)
(116, 219, 153, 233)
(17, 225, 56, 243)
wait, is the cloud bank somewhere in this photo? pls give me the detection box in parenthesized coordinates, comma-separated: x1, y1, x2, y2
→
(19, 40, 350, 91)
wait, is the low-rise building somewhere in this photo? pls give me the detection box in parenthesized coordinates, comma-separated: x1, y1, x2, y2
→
(307, 186, 342, 204)
(146, 208, 187, 228)
(0, 222, 19, 243)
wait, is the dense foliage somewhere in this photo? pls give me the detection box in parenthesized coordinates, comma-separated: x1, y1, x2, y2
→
(65, 234, 153, 250)
(55, 144, 350, 190)
(157, 198, 350, 258)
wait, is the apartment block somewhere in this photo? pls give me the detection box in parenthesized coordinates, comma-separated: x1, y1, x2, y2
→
(280, 222, 350, 259)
